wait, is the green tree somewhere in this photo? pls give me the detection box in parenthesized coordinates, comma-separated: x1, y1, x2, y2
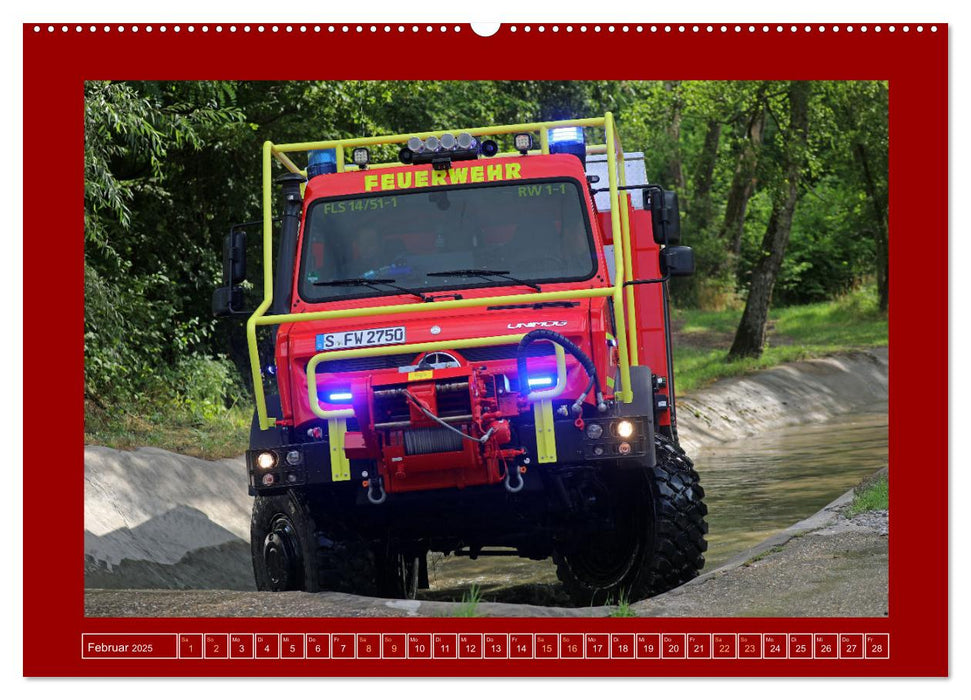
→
(729, 81, 813, 359)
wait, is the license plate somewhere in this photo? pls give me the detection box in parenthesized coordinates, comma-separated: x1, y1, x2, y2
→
(316, 326, 406, 351)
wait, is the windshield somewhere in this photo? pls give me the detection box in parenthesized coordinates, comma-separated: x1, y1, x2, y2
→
(298, 178, 595, 302)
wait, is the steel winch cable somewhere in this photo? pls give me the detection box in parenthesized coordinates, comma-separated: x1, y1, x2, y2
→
(401, 389, 495, 444)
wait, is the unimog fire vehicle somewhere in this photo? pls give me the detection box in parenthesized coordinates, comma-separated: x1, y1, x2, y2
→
(213, 114, 708, 605)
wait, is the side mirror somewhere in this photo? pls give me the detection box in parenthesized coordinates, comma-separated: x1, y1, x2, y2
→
(212, 285, 245, 317)
(660, 246, 695, 278)
(223, 230, 247, 285)
(212, 229, 247, 317)
(649, 189, 682, 245)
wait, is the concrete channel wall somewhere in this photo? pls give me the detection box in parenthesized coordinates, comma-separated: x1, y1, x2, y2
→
(84, 348, 888, 591)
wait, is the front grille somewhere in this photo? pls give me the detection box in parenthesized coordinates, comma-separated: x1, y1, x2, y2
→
(461, 343, 555, 362)
(314, 343, 554, 374)
(315, 352, 415, 374)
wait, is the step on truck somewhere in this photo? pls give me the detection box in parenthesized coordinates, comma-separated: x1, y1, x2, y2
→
(213, 114, 708, 605)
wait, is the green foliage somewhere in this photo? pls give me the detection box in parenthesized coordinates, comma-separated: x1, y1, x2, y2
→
(848, 472, 889, 515)
(608, 590, 636, 617)
(454, 584, 482, 617)
(84, 81, 245, 412)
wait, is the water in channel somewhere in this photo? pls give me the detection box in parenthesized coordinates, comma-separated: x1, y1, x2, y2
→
(418, 404, 889, 605)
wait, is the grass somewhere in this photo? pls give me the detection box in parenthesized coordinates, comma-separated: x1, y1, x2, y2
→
(671, 285, 887, 394)
(608, 590, 636, 617)
(848, 471, 889, 516)
(453, 584, 483, 617)
(85, 398, 250, 461)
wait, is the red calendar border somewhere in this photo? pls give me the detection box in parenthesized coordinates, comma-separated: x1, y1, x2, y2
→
(22, 21, 947, 677)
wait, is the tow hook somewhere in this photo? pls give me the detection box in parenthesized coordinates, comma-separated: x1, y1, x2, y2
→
(504, 465, 525, 494)
(367, 477, 387, 505)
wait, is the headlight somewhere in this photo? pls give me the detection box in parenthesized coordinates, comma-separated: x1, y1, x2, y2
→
(256, 451, 277, 470)
(617, 420, 634, 439)
(585, 423, 604, 440)
(285, 450, 302, 466)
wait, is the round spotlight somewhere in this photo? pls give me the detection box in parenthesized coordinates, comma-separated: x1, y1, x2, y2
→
(585, 423, 604, 440)
(407, 136, 424, 152)
(440, 133, 457, 150)
(617, 420, 635, 439)
(256, 451, 277, 470)
(456, 132, 476, 149)
(285, 450, 302, 466)
(398, 147, 413, 164)
(424, 135, 441, 152)
(480, 139, 499, 157)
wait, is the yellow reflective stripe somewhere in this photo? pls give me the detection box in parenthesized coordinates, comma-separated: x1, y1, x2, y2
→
(328, 418, 351, 482)
(605, 375, 616, 389)
(533, 400, 557, 464)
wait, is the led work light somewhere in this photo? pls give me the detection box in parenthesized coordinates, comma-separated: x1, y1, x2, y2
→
(513, 132, 533, 154)
(351, 147, 370, 168)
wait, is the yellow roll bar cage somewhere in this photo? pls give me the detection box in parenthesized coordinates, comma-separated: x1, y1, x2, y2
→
(248, 113, 640, 430)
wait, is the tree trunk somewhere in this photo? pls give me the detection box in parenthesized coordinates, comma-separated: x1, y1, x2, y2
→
(728, 81, 812, 360)
(689, 118, 722, 233)
(662, 81, 686, 195)
(855, 142, 889, 312)
(718, 91, 767, 256)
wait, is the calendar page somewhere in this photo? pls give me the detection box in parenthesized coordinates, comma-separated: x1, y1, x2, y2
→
(22, 20, 946, 677)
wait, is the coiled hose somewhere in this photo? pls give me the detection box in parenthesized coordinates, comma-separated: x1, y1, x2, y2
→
(516, 329, 606, 415)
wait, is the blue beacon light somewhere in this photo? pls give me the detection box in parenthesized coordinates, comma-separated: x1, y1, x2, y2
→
(547, 126, 586, 165)
(308, 149, 338, 178)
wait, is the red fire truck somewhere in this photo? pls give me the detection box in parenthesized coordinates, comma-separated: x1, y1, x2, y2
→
(213, 114, 707, 605)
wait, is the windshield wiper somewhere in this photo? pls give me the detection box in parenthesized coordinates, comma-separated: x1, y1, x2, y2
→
(313, 277, 431, 302)
(425, 268, 542, 292)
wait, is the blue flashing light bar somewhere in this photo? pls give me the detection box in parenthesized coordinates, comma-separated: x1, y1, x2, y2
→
(308, 149, 338, 178)
(548, 126, 585, 145)
(527, 376, 555, 388)
(327, 391, 353, 403)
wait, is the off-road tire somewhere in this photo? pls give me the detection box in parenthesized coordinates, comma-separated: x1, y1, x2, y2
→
(554, 434, 708, 605)
(251, 490, 378, 595)
(251, 491, 320, 592)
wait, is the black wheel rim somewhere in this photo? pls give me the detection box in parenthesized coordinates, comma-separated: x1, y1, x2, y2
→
(566, 526, 642, 589)
(263, 514, 302, 590)
(564, 474, 646, 590)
